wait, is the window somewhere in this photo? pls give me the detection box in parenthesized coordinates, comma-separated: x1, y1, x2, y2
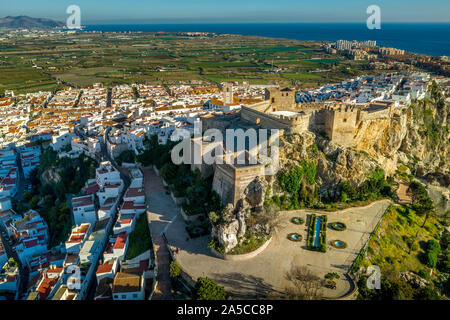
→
(343, 118, 347, 122)
(122, 294, 126, 299)
(132, 294, 138, 298)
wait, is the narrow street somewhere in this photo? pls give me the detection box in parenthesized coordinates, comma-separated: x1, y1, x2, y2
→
(83, 132, 131, 299)
(142, 167, 176, 300)
(151, 235, 173, 300)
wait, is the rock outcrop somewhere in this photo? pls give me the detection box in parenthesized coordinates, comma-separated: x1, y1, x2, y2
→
(41, 168, 62, 185)
(212, 204, 240, 253)
(243, 176, 268, 209)
(352, 113, 408, 175)
(274, 99, 449, 201)
(212, 178, 270, 252)
(399, 271, 430, 289)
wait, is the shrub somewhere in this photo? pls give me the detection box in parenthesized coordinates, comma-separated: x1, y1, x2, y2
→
(418, 269, 430, 280)
(277, 160, 316, 195)
(425, 240, 441, 268)
(208, 237, 225, 254)
(169, 261, 181, 278)
(115, 150, 135, 166)
(325, 272, 340, 280)
(194, 277, 227, 300)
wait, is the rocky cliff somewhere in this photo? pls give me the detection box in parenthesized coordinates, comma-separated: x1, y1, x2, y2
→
(277, 92, 449, 206)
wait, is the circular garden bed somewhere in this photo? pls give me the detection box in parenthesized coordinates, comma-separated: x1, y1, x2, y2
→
(287, 233, 303, 242)
(290, 217, 305, 225)
(330, 222, 347, 231)
(331, 240, 347, 249)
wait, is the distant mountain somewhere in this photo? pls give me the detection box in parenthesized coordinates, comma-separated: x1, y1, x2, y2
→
(0, 16, 65, 29)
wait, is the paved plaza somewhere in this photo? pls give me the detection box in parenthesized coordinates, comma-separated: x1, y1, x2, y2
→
(143, 167, 391, 299)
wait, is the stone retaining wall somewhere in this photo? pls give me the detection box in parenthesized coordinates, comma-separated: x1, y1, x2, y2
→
(170, 192, 186, 206)
(180, 207, 203, 222)
(209, 236, 273, 261)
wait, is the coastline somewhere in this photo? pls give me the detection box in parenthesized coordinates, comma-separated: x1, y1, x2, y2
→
(82, 22, 450, 57)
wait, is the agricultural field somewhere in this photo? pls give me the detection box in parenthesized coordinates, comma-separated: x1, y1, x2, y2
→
(0, 32, 378, 94)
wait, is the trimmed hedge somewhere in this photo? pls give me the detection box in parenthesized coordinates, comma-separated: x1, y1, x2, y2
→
(306, 215, 327, 252)
(331, 222, 347, 231)
(331, 240, 347, 249)
(290, 217, 305, 225)
(287, 233, 303, 242)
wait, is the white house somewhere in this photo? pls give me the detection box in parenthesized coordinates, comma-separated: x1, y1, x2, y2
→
(113, 214, 135, 235)
(112, 272, 145, 300)
(96, 161, 121, 186)
(103, 232, 129, 262)
(0, 196, 12, 211)
(123, 187, 145, 204)
(97, 183, 123, 206)
(0, 260, 19, 293)
(119, 201, 146, 216)
(51, 130, 76, 152)
(96, 258, 119, 284)
(79, 231, 105, 266)
(12, 210, 49, 265)
(65, 223, 92, 254)
(71, 195, 97, 227)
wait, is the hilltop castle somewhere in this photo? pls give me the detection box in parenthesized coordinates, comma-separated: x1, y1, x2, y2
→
(240, 87, 395, 147)
(198, 86, 397, 206)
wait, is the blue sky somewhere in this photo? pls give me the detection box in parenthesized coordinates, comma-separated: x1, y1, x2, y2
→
(1, 0, 449, 24)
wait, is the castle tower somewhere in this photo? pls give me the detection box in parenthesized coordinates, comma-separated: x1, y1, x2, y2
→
(264, 87, 295, 109)
(222, 82, 234, 105)
(323, 105, 358, 147)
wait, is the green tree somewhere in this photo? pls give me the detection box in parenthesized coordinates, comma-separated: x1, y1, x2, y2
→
(408, 181, 435, 228)
(425, 240, 441, 268)
(278, 166, 303, 195)
(29, 196, 40, 209)
(23, 191, 33, 202)
(169, 261, 181, 278)
(194, 277, 227, 300)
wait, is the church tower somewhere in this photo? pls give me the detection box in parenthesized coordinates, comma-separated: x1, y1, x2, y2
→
(222, 82, 234, 105)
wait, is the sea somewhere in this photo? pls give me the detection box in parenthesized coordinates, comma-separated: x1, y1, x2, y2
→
(83, 23, 450, 57)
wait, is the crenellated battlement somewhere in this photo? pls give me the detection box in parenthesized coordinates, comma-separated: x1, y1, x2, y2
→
(240, 87, 394, 147)
(323, 103, 358, 113)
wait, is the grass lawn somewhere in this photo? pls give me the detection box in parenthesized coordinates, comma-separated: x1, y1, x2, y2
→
(125, 213, 152, 260)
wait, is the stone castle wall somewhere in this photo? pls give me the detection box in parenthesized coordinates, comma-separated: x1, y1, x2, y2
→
(357, 106, 392, 122)
(323, 105, 358, 147)
(212, 162, 265, 206)
(264, 88, 295, 108)
(240, 105, 311, 134)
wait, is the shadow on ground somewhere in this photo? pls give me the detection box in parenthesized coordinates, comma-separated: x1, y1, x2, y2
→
(212, 272, 284, 299)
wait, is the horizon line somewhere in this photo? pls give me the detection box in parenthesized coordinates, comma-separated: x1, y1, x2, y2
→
(2, 16, 450, 25)
(82, 21, 450, 25)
